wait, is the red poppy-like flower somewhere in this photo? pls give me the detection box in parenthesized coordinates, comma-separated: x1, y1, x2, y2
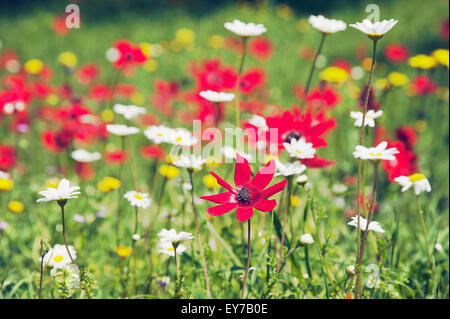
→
(244, 107, 336, 168)
(294, 84, 341, 110)
(114, 83, 137, 99)
(41, 130, 72, 153)
(383, 44, 410, 64)
(104, 149, 128, 165)
(248, 37, 273, 62)
(0, 144, 17, 171)
(112, 40, 147, 70)
(150, 79, 179, 117)
(141, 145, 165, 161)
(74, 162, 95, 180)
(75, 63, 100, 85)
(299, 47, 315, 60)
(201, 154, 287, 222)
(239, 67, 266, 95)
(410, 75, 438, 96)
(89, 84, 113, 102)
(189, 58, 237, 92)
(395, 126, 417, 150)
(51, 15, 70, 36)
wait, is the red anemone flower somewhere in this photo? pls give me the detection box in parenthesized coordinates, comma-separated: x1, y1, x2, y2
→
(201, 154, 287, 222)
(383, 44, 410, 64)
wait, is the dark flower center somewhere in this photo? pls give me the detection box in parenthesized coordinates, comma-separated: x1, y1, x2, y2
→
(236, 187, 253, 205)
(125, 53, 133, 61)
(282, 130, 303, 143)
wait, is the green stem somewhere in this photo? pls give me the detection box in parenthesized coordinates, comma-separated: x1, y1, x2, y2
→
(355, 38, 378, 299)
(416, 195, 432, 266)
(235, 37, 248, 129)
(188, 169, 211, 297)
(301, 32, 326, 106)
(241, 219, 251, 299)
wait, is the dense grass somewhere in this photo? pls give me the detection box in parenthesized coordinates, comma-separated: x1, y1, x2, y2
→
(0, 0, 448, 298)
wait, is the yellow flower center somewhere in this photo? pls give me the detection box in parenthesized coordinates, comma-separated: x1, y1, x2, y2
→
(8, 201, 24, 213)
(167, 247, 175, 252)
(134, 194, 144, 200)
(370, 153, 382, 157)
(409, 173, 426, 182)
(53, 255, 64, 263)
(175, 136, 183, 142)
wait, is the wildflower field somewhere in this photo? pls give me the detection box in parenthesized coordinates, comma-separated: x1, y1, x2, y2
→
(0, 0, 449, 300)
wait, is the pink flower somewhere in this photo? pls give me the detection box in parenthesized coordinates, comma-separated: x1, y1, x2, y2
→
(201, 154, 287, 222)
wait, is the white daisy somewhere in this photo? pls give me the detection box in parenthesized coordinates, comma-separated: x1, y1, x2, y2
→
(71, 149, 102, 162)
(348, 216, 385, 233)
(350, 19, 398, 39)
(394, 173, 431, 195)
(283, 137, 316, 159)
(144, 125, 174, 144)
(113, 104, 146, 120)
(248, 114, 268, 131)
(36, 178, 80, 202)
(308, 15, 347, 34)
(350, 110, 383, 127)
(221, 146, 253, 162)
(170, 128, 198, 146)
(224, 19, 267, 37)
(158, 239, 186, 256)
(124, 191, 152, 208)
(41, 244, 77, 270)
(106, 124, 140, 136)
(173, 155, 206, 170)
(299, 233, 314, 245)
(199, 90, 235, 102)
(158, 228, 194, 243)
(274, 160, 307, 177)
(353, 141, 399, 162)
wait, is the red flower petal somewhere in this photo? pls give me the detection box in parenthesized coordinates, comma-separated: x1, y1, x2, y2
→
(210, 171, 234, 192)
(261, 179, 287, 198)
(236, 206, 254, 222)
(253, 199, 277, 212)
(201, 192, 234, 204)
(207, 202, 237, 216)
(234, 153, 251, 187)
(250, 159, 276, 189)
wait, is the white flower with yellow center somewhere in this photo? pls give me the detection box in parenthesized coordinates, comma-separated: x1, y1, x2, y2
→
(36, 178, 80, 202)
(308, 15, 347, 34)
(224, 19, 267, 37)
(248, 114, 268, 131)
(348, 216, 385, 233)
(350, 19, 398, 39)
(283, 137, 316, 159)
(106, 124, 140, 136)
(275, 160, 307, 177)
(394, 173, 431, 195)
(124, 191, 152, 208)
(113, 104, 146, 120)
(173, 155, 206, 171)
(158, 239, 186, 256)
(169, 128, 198, 146)
(71, 149, 102, 162)
(41, 244, 77, 270)
(353, 141, 399, 161)
(350, 110, 383, 127)
(158, 228, 194, 243)
(199, 90, 235, 102)
(144, 125, 174, 144)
